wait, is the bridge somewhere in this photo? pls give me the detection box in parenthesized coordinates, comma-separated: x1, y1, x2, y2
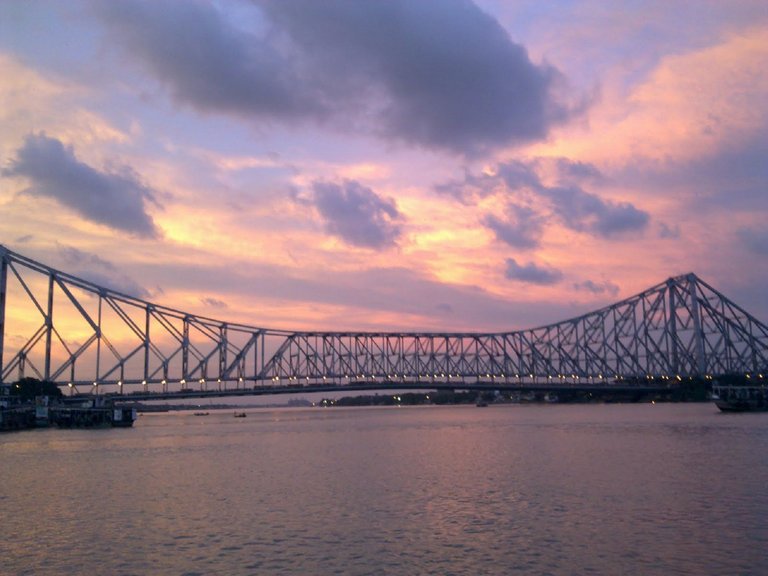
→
(1, 245, 766, 399)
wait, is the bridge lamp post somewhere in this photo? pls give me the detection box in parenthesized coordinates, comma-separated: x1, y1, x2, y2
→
(67, 382, 73, 396)
(118, 381, 123, 394)
(92, 381, 98, 395)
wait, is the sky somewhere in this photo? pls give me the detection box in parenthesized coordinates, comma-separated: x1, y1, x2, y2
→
(1, 0, 767, 334)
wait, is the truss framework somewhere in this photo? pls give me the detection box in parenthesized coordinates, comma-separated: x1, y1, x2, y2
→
(1, 246, 766, 394)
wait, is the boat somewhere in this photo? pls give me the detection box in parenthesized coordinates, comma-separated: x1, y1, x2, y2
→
(233, 411, 247, 418)
(111, 407, 137, 427)
(712, 385, 768, 412)
(193, 412, 209, 416)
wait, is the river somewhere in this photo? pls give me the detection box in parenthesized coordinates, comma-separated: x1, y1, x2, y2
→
(1, 402, 767, 575)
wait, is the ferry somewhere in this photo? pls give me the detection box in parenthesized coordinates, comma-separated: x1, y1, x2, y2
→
(712, 385, 768, 412)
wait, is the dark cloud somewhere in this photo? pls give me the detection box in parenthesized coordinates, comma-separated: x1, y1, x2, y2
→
(97, 0, 579, 154)
(497, 160, 545, 190)
(497, 160, 648, 237)
(95, 1, 318, 120)
(56, 245, 150, 298)
(310, 180, 403, 249)
(738, 227, 768, 255)
(445, 158, 650, 239)
(483, 204, 543, 249)
(4, 133, 160, 238)
(541, 183, 649, 237)
(573, 279, 620, 296)
(504, 258, 563, 285)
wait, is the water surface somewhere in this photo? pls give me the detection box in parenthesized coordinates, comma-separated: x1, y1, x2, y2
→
(2, 403, 766, 575)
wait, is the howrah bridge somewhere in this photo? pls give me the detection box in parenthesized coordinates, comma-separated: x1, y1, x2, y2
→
(0, 245, 766, 400)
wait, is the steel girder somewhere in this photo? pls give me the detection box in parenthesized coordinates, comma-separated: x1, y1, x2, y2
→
(259, 274, 767, 384)
(0, 247, 278, 393)
(0, 246, 766, 394)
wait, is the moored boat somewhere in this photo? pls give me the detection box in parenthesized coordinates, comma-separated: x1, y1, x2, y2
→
(712, 385, 768, 412)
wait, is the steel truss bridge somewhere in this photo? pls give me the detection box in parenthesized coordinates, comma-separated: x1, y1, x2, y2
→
(1, 245, 766, 398)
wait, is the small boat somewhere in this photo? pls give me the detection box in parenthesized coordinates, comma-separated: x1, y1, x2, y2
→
(233, 411, 247, 418)
(193, 412, 209, 416)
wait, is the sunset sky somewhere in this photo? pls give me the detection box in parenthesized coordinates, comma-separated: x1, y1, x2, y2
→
(1, 0, 767, 333)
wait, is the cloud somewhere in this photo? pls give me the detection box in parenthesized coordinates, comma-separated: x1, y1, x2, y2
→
(555, 158, 604, 182)
(474, 158, 650, 237)
(435, 303, 454, 314)
(200, 297, 228, 309)
(497, 160, 543, 190)
(310, 180, 403, 249)
(504, 258, 563, 285)
(738, 227, 768, 255)
(434, 169, 493, 204)
(446, 158, 650, 239)
(97, 0, 579, 154)
(4, 133, 160, 237)
(94, 1, 318, 121)
(483, 204, 544, 249)
(573, 279, 620, 296)
(497, 160, 649, 237)
(541, 183, 649, 237)
(56, 245, 150, 298)
(136, 258, 590, 332)
(57, 244, 116, 272)
(657, 222, 681, 239)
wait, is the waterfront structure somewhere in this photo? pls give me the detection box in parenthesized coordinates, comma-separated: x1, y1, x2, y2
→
(0, 245, 766, 397)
